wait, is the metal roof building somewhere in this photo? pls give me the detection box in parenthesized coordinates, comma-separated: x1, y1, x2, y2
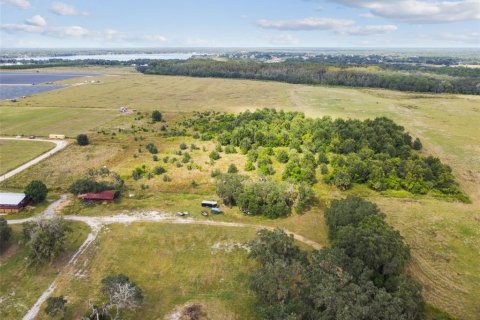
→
(0, 192, 28, 213)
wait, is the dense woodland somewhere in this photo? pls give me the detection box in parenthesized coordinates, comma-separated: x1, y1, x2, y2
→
(138, 59, 480, 94)
(248, 196, 424, 320)
(180, 109, 466, 202)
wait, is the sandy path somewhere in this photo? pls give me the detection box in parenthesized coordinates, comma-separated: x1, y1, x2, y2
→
(0, 137, 68, 182)
(7, 209, 322, 319)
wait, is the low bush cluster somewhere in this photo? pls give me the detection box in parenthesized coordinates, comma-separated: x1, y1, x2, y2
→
(216, 173, 315, 217)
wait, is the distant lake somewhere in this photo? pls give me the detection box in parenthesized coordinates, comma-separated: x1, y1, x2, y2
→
(16, 53, 195, 61)
(0, 72, 96, 100)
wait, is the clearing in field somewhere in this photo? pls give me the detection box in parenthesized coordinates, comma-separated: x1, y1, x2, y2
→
(41, 223, 258, 320)
(0, 139, 55, 175)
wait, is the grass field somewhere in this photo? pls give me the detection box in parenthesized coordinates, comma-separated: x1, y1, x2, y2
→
(0, 107, 120, 138)
(39, 223, 258, 320)
(0, 139, 54, 175)
(0, 67, 479, 319)
(0, 222, 90, 320)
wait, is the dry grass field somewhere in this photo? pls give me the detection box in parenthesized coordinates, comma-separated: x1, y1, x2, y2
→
(0, 67, 478, 319)
(36, 223, 259, 320)
(0, 139, 54, 175)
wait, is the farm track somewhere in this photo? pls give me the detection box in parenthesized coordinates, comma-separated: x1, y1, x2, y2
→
(6, 201, 322, 320)
(0, 137, 67, 182)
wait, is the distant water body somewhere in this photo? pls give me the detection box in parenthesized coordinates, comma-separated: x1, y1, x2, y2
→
(16, 53, 195, 61)
(0, 72, 95, 100)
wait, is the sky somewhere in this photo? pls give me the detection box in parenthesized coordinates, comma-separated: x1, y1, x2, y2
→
(0, 0, 479, 48)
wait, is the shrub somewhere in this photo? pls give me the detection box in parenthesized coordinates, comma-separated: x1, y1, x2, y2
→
(244, 161, 255, 171)
(227, 164, 238, 174)
(179, 142, 188, 150)
(182, 152, 191, 163)
(275, 150, 289, 163)
(45, 296, 67, 318)
(24, 180, 48, 203)
(152, 110, 162, 122)
(211, 168, 221, 177)
(154, 166, 166, 175)
(294, 183, 316, 214)
(320, 164, 328, 174)
(76, 134, 89, 146)
(163, 174, 171, 182)
(333, 169, 352, 190)
(258, 163, 275, 176)
(413, 138, 422, 150)
(146, 143, 158, 154)
(132, 166, 147, 180)
(225, 145, 237, 154)
(209, 150, 220, 160)
(152, 155, 159, 161)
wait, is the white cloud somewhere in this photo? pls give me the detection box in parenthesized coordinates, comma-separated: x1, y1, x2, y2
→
(359, 12, 376, 19)
(257, 17, 354, 31)
(264, 34, 300, 45)
(25, 15, 47, 27)
(1, 23, 91, 38)
(343, 24, 398, 35)
(256, 17, 397, 36)
(0, 0, 31, 9)
(1, 22, 167, 44)
(50, 2, 89, 16)
(334, 0, 480, 23)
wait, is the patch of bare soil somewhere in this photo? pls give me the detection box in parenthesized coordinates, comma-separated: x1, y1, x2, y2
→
(165, 303, 206, 320)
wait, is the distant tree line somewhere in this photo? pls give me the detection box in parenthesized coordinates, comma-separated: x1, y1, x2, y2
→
(181, 109, 467, 200)
(137, 59, 480, 94)
(248, 196, 424, 320)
